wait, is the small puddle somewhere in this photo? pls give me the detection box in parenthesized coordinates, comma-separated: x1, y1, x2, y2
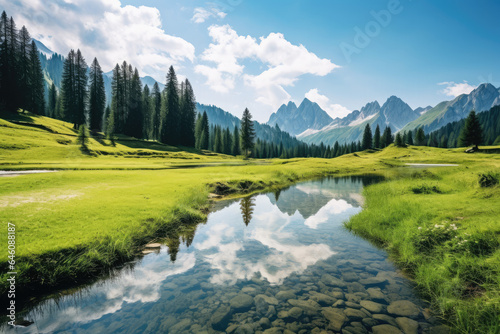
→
(3, 176, 444, 333)
(0, 170, 58, 177)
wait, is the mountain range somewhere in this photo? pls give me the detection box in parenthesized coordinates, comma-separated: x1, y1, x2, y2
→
(36, 39, 500, 148)
(271, 84, 500, 146)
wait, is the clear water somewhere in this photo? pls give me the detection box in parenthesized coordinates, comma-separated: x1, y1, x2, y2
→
(6, 176, 442, 333)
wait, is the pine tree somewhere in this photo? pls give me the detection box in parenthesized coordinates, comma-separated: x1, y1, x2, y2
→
(0, 13, 21, 112)
(195, 113, 203, 149)
(459, 110, 482, 149)
(18, 26, 31, 112)
(77, 124, 89, 150)
(28, 40, 45, 115)
(180, 79, 196, 147)
(407, 130, 414, 145)
(240, 196, 255, 226)
(415, 127, 426, 146)
(142, 85, 152, 139)
(151, 82, 162, 140)
(61, 50, 76, 122)
(373, 125, 381, 148)
(362, 124, 373, 150)
(224, 127, 232, 155)
(74, 50, 87, 128)
(161, 66, 180, 145)
(89, 58, 106, 131)
(124, 68, 143, 138)
(200, 111, 209, 150)
(381, 126, 393, 148)
(110, 64, 122, 133)
(240, 108, 256, 158)
(48, 83, 57, 117)
(232, 125, 240, 155)
(394, 133, 405, 147)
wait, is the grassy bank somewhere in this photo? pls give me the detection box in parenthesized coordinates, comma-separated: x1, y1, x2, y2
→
(1, 112, 500, 332)
(346, 161, 500, 333)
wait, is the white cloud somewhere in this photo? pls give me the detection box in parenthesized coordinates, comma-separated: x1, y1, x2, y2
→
(438, 81, 477, 98)
(192, 7, 227, 23)
(305, 88, 351, 118)
(196, 25, 339, 109)
(0, 0, 195, 81)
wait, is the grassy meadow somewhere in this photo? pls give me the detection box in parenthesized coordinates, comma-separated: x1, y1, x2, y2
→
(1, 111, 499, 333)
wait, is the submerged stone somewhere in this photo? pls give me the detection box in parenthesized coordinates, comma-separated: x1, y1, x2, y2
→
(321, 307, 347, 331)
(387, 300, 420, 318)
(372, 324, 402, 334)
(230, 294, 254, 312)
(321, 274, 347, 287)
(396, 317, 418, 334)
(360, 300, 384, 313)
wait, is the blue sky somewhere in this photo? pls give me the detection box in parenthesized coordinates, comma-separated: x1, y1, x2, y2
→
(2, 0, 500, 122)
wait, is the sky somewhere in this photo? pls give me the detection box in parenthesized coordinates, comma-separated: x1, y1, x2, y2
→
(1, 0, 500, 122)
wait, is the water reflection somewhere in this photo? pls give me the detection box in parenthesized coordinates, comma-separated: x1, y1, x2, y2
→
(6, 176, 440, 334)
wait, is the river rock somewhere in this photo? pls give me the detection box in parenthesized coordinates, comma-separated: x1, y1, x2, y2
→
(396, 317, 418, 334)
(330, 290, 345, 299)
(367, 288, 386, 302)
(372, 314, 398, 326)
(288, 307, 303, 319)
(259, 317, 271, 329)
(333, 300, 345, 307)
(255, 294, 279, 305)
(309, 291, 336, 306)
(360, 300, 384, 313)
(321, 308, 347, 331)
(321, 274, 347, 287)
(387, 300, 420, 318)
(276, 290, 296, 301)
(344, 308, 366, 320)
(211, 305, 232, 331)
(230, 294, 254, 312)
(359, 276, 388, 287)
(263, 328, 283, 334)
(277, 310, 289, 319)
(362, 317, 378, 328)
(342, 272, 359, 282)
(287, 299, 321, 313)
(372, 324, 402, 334)
(345, 301, 362, 309)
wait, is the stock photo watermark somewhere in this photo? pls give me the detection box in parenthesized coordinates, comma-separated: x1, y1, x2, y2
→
(340, 0, 412, 63)
(6, 222, 17, 326)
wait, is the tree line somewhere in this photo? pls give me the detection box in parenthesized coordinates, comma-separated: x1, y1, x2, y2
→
(0, 11, 45, 115)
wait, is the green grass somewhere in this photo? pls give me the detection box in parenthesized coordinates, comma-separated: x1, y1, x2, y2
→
(345, 162, 500, 333)
(1, 111, 500, 333)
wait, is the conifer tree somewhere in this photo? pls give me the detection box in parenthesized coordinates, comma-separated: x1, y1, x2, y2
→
(61, 50, 76, 122)
(459, 110, 482, 149)
(74, 49, 87, 128)
(373, 125, 381, 148)
(195, 113, 202, 149)
(28, 40, 45, 115)
(124, 68, 143, 138)
(395, 133, 405, 147)
(415, 127, 426, 146)
(232, 125, 240, 155)
(362, 123, 373, 150)
(18, 26, 30, 111)
(179, 79, 196, 147)
(151, 82, 162, 140)
(89, 57, 106, 131)
(200, 111, 209, 150)
(0, 13, 20, 111)
(161, 66, 180, 145)
(110, 64, 122, 133)
(142, 85, 152, 139)
(240, 108, 255, 158)
(407, 130, 414, 145)
(48, 83, 57, 117)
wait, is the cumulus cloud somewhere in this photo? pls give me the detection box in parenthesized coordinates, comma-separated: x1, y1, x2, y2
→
(192, 7, 227, 23)
(196, 25, 339, 108)
(438, 81, 477, 98)
(305, 88, 351, 118)
(0, 0, 195, 81)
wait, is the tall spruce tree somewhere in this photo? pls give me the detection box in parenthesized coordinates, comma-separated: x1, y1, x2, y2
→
(61, 49, 87, 128)
(232, 125, 240, 156)
(362, 123, 373, 150)
(373, 125, 381, 148)
(195, 113, 203, 149)
(0, 12, 20, 111)
(161, 66, 180, 145)
(89, 57, 106, 131)
(142, 85, 152, 139)
(240, 108, 256, 158)
(48, 83, 57, 117)
(180, 79, 196, 147)
(151, 82, 162, 140)
(459, 110, 482, 149)
(407, 129, 414, 145)
(18, 26, 30, 111)
(110, 64, 122, 133)
(28, 40, 45, 115)
(61, 50, 76, 123)
(200, 111, 209, 150)
(124, 68, 143, 138)
(415, 127, 426, 146)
